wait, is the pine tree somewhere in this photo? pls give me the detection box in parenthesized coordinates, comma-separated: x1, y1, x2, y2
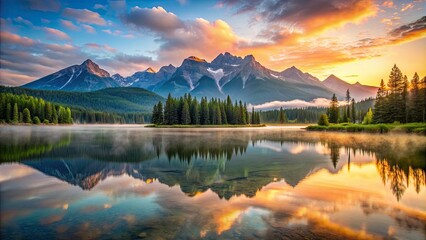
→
(52, 106, 58, 124)
(157, 101, 164, 124)
(344, 89, 351, 122)
(251, 107, 255, 124)
(45, 102, 52, 122)
(373, 79, 387, 123)
(351, 98, 356, 123)
(23, 108, 32, 123)
(12, 103, 19, 123)
(402, 75, 409, 123)
(152, 103, 158, 124)
(58, 106, 66, 123)
(200, 97, 209, 125)
(165, 94, 177, 125)
(279, 107, 286, 124)
(226, 96, 234, 124)
(181, 100, 190, 125)
(409, 73, 421, 122)
(6, 102, 11, 123)
(387, 64, 404, 123)
(328, 94, 339, 123)
(220, 104, 227, 124)
(190, 98, 199, 124)
(421, 76, 426, 122)
(65, 107, 72, 124)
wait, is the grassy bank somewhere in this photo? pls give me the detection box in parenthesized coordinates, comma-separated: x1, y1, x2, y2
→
(306, 123, 426, 134)
(145, 124, 266, 128)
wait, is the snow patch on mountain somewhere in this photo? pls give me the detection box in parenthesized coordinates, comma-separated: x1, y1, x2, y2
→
(207, 68, 224, 93)
(59, 68, 75, 90)
(270, 73, 279, 78)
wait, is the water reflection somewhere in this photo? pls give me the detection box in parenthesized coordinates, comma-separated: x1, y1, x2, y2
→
(1, 126, 425, 239)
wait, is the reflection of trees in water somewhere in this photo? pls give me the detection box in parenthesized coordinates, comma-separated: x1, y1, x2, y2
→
(164, 141, 247, 162)
(328, 142, 340, 169)
(0, 133, 71, 162)
(376, 159, 426, 201)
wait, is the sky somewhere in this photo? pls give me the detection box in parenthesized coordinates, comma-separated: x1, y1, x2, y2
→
(0, 0, 425, 87)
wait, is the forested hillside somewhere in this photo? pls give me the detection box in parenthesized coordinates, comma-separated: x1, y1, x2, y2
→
(0, 93, 72, 124)
(0, 87, 163, 113)
(0, 87, 164, 124)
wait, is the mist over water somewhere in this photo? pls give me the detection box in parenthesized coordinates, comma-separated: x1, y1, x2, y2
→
(1, 125, 425, 239)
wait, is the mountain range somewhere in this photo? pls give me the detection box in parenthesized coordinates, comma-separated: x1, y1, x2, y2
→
(21, 52, 378, 104)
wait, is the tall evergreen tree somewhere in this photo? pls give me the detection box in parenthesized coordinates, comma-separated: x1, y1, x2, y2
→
(157, 101, 164, 124)
(190, 98, 199, 124)
(373, 79, 387, 123)
(226, 96, 234, 124)
(52, 106, 58, 124)
(344, 89, 351, 122)
(351, 98, 356, 123)
(251, 107, 255, 124)
(386, 64, 404, 122)
(6, 102, 11, 123)
(402, 75, 409, 123)
(409, 72, 421, 122)
(181, 100, 191, 125)
(279, 107, 286, 124)
(419, 76, 426, 122)
(328, 94, 339, 123)
(12, 103, 19, 123)
(200, 97, 209, 125)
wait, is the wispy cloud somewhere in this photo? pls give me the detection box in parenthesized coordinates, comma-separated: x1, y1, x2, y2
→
(43, 27, 71, 40)
(63, 8, 106, 26)
(60, 19, 79, 31)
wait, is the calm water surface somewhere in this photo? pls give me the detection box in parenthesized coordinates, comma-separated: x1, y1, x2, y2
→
(1, 125, 425, 240)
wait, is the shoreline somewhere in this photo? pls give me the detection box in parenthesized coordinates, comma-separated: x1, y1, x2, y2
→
(144, 124, 266, 128)
(306, 123, 426, 134)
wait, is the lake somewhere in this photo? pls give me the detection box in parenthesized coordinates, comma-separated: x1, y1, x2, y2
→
(1, 125, 425, 240)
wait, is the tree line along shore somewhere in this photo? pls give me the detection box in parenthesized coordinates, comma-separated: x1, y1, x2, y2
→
(309, 65, 426, 134)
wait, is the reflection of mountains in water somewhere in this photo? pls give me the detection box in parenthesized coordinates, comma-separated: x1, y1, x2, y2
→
(4, 129, 425, 200)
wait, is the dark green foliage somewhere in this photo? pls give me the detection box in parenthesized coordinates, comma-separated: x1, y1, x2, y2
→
(260, 99, 373, 124)
(200, 97, 209, 125)
(181, 100, 191, 125)
(373, 66, 425, 123)
(33, 116, 41, 124)
(0, 86, 163, 114)
(318, 114, 329, 126)
(0, 93, 72, 125)
(351, 98, 356, 123)
(23, 108, 31, 123)
(279, 107, 287, 124)
(152, 94, 256, 125)
(328, 94, 339, 123)
(12, 103, 19, 123)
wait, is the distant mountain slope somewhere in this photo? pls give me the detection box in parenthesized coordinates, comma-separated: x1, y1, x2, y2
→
(18, 53, 377, 104)
(22, 59, 120, 91)
(124, 65, 176, 90)
(323, 74, 378, 100)
(0, 87, 164, 113)
(155, 53, 338, 103)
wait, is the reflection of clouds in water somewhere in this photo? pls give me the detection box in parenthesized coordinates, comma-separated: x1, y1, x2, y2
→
(0, 164, 34, 182)
(256, 141, 311, 154)
(1, 163, 425, 239)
